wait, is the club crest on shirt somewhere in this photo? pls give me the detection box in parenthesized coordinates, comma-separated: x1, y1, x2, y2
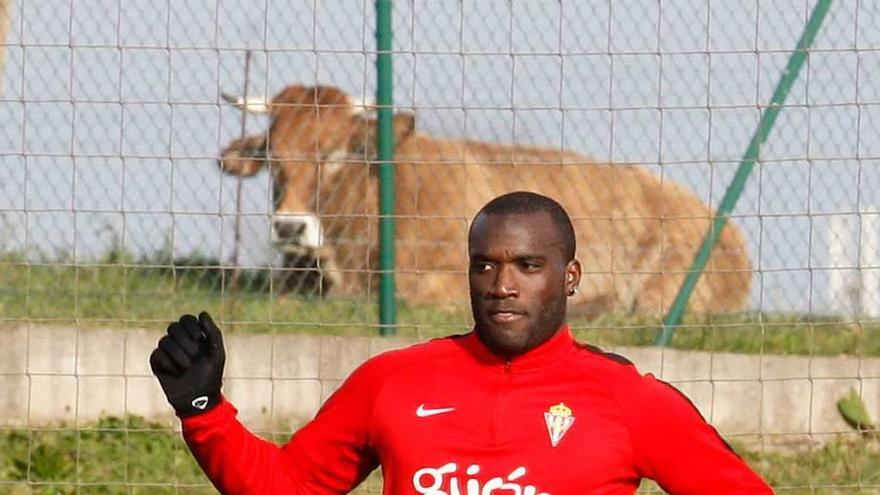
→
(544, 402, 575, 447)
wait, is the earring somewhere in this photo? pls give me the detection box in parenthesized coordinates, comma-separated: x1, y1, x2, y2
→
(568, 287, 578, 296)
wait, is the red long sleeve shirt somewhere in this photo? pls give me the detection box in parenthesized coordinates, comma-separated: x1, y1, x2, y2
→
(182, 326, 772, 494)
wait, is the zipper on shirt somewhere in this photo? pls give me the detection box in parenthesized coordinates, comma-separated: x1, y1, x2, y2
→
(489, 361, 513, 444)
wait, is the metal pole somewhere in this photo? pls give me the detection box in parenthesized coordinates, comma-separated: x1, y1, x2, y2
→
(230, 50, 252, 293)
(656, 0, 833, 346)
(376, 0, 397, 336)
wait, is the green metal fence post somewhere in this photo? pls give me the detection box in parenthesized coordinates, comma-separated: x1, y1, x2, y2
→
(376, 0, 397, 336)
(655, 0, 833, 346)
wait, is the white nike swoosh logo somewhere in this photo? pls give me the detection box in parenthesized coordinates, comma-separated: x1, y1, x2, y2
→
(416, 404, 456, 417)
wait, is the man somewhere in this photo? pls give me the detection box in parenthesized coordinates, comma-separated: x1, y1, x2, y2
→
(151, 191, 773, 494)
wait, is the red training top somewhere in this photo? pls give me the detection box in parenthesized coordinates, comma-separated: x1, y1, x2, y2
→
(181, 326, 773, 494)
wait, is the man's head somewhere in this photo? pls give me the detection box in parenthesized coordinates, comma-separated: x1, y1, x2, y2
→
(468, 191, 582, 358)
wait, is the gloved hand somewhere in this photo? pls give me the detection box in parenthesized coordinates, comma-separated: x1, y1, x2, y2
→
(150, 312, 226, 417)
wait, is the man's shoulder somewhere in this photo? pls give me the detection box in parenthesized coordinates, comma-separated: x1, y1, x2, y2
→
(570, 341, 638, 373)
(569, 341, 698, 411)
(568, 341, 666, 395)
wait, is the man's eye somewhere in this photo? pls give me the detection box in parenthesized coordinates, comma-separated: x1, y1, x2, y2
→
(472, 263, 492, 273)
(521, 262, 541, 271)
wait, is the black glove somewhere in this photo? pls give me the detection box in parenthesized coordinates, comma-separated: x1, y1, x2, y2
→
(150, 312, 226, 417)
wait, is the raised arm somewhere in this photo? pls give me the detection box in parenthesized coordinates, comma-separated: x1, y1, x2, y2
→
(150, 312, 378, 495)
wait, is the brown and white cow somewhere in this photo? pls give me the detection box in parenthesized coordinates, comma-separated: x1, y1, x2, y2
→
(219, 84, 752, 317)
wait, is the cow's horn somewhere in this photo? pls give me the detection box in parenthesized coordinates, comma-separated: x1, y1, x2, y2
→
(221, 92, 271, 114)
(349, 95, 375, 115)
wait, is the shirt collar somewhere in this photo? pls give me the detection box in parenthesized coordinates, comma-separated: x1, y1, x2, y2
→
(459, 324, 575, 371)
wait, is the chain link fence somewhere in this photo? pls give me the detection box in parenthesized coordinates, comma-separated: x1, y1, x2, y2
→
(1, 0, 879, 493)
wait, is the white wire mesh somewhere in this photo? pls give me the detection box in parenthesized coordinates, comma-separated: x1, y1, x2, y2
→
(1, 0, 879, 493)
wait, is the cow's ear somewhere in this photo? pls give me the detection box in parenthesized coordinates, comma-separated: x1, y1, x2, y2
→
(349, 113, 415, 156)
(392, 112, 416, 143)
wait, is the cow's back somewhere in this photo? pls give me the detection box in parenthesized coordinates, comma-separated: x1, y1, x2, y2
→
(388, 133, 751, 316)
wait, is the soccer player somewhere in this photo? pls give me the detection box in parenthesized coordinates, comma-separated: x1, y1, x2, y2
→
(151, 191, 773, 494)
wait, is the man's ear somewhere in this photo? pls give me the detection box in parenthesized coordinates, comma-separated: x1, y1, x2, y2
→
(566, 259, 582, 297)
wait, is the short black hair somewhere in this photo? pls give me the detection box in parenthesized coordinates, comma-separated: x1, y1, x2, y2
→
(470, 191, 576, 261)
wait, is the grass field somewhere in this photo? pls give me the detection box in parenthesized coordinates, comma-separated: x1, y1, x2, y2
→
(1, 251, 879, 356)
(0, 415, 877, 495)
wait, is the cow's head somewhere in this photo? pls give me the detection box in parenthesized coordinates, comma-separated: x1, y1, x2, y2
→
(219, 85, 374, 252)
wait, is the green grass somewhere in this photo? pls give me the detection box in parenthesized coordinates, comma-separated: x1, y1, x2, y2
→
(0, 417, 212, 495)
(0, 251, 472, 337)
(1, 250, 879, 355)
(742, 440, 880, 494)
(576, 312, 880, 357)
(1, 417, 878, 494)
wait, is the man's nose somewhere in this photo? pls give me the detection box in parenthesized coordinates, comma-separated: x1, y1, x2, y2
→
(488, 265, 518, 298)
